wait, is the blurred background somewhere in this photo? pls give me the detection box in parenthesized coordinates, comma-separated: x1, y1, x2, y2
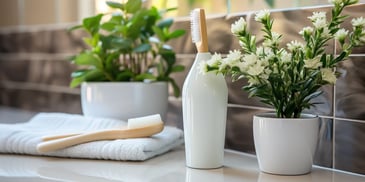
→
(0, 0, 343, 27)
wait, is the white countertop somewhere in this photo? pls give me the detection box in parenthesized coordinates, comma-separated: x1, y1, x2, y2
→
(0, 146, 364, 182)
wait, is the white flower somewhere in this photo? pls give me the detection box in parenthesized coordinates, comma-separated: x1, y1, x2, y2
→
(287, 40, 304, 51)
(308, 12, 328, 29)
(247, 63, 265, 76)
(238, 54, 259, 72)
(256, 46, 265, 55)
(219, 59, 229, 71)
(313, 18, 327, 28)
(260, 57, 270, 67)
(263, 32, 282, 47)
(227, 50, 242, 60)
(308, 12, 326, 22)
(299, 26, 314, 36)
(321, 68, 337, 83)
(351, 17, 365, 28)
(242, 54, 259, 66)
(207, 53, 223, 67)
(255, 9, 270, 22)
(257, 47, 275, 63)
(328, 0, 345, 5)
(322, 27, 331, 38)
(248, 77, 260, 85)
(231, 17, 247, 35)
(280, 50, 292, 63)
(265, 49, 275, 60)
(260, 68, 272, 80)
(304, 57, 322, 69)
(334, 28, 348, 41)
(225, 50, 242, 67)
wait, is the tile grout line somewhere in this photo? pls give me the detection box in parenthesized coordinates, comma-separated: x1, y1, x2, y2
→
(332, 40, 337, 170)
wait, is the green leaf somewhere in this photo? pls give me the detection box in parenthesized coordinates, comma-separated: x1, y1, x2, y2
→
(101, 22, 115, 31)
(171, 65, 185, 72)
(114, 25, 128, 35)
(160, 48, 176, 65)
(84, 70, 106, 81)
(332, 51, 348, 65)
(83, 34, 100, 47)
(148, 6, 160, 17)
(144, 11, 159, 35)
(133, 44, 151, 53)
(105, 52, 120, 71)
(70, 76, 84, 88)
(83, 14, 103, 35)
(99, 35, 114, 49)
(157, 18, 173, 29)
(71, 69, 88, 78)
(116, 70, 134, 81)
(168, 78, 180, 97)
(68, 24, 83, 32)
(127, 21, 144, 39)
(125, 0, 142, 14)
(69, 69, 105, 87)
(106, 1, 124, 10)
(168, 29, 186, 39)
(109, 14, 123, 24)
(111, 37, 133, 51)
(161, 7, 178, 14)
(152, 26, 166, 42)
(135, 73, 157, 81)
(74, 52, 103, 69)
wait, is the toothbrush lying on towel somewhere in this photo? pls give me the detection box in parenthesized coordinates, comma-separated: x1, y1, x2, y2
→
(37, 114, 164, 153)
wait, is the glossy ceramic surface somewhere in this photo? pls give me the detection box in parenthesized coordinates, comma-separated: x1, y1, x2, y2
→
(253, 113, 319, 175)
(182, 53, 228, 169)
(81, 82, 168, 121)
(1, 147, 365, 182)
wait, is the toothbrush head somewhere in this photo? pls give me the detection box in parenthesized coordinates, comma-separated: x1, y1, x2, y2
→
(191, 9, 201, 44)
(190, 8, 208, 52)
(128, 114, 163, 129)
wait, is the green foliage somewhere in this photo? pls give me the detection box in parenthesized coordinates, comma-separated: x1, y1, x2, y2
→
(203, 0, 365, 118)
(69, 0, 185, 97)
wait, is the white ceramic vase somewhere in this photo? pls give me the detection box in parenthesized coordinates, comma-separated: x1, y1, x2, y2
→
(182, 52, 228, 169)
(81, 82, 168, 121)
(253, 113, 319, 175)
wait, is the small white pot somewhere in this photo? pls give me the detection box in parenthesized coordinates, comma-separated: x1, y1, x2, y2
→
(81, 82, 168, 121)
(253, 113, 319, 175)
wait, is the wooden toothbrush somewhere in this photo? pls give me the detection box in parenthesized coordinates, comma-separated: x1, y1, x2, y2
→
(37, 114, 164, 153)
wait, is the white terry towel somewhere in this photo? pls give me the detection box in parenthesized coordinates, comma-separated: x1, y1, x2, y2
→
(0, 113, 184, 161)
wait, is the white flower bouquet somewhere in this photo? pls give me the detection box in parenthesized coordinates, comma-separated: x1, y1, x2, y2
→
(201, 0, 365, 118)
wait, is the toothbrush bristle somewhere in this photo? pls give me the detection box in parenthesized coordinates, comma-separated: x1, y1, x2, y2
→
(190, 9, 201, 43)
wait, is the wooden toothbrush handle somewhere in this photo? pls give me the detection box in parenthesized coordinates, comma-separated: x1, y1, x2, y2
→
(37, 123, 164, 153)
(42, 133, 81, 141)
(37, 130, 119, 153)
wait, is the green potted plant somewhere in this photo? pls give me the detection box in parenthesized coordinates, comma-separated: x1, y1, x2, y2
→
(69, 0, 185, 120)
(201, 0, 365, 175)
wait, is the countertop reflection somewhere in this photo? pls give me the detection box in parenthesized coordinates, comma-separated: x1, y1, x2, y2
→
(0, 147, 364, 182)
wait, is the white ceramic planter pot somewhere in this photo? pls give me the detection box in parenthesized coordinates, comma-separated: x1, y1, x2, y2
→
(253, 113, 319, 175)
(81, 82, 168, 121)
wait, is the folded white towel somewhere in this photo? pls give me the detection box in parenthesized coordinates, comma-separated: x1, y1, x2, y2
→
(0, 113, 184, 161)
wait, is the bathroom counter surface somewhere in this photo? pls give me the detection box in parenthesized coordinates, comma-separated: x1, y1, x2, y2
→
(0, 147, 364, 182)
(0, 107, 364, 181)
